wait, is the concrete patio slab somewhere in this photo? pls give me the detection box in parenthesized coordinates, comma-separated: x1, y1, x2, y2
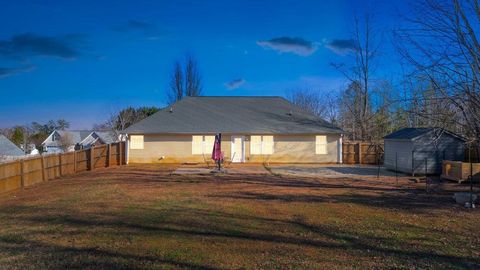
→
(268, 164, 408, 179)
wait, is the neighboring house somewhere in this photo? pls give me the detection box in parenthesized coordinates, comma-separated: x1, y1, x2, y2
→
(0, 135, 24, 161)
(384, 128, 465, 175)
(124, 96, 344, 164)
(42, 130, 117, 153)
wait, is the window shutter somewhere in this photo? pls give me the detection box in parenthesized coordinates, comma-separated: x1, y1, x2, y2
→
(192, 135, 203, 154)
(130, 135, 144, 149)
(204, 136, 215, 154)
(250, 136, 262, 155)
(262, 136, 274, 154)
(316, 135, 327, 154)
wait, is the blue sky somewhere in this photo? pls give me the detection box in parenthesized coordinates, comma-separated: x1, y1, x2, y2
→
(0, 0, 406, 128)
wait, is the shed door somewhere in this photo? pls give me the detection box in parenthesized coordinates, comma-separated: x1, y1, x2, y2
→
(231, 136, 245, 163)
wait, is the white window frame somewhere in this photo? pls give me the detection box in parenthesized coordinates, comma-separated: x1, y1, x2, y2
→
(250, 135, 274, 155)
(192, 135, 216, 155)
(130, 135, 144, 150)
(315, 135, 328, 155)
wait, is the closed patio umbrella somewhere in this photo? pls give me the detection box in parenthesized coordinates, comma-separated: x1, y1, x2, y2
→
(212, 133, 222, 170)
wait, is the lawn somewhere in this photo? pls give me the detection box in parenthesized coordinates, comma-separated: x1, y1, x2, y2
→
(0, 164, 478, 269)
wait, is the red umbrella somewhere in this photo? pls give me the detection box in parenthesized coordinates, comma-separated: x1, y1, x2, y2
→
(212, 133, 222, 170)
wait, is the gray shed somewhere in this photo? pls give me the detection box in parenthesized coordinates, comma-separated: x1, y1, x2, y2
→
(384, 128, 465, 175)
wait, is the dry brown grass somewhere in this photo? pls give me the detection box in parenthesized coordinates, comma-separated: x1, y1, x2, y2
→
(0, 164, 479, 269)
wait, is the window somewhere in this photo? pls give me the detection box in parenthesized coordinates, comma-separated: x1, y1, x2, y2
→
(315, 135, 327, 154)
(250, 136, 262, 154)
(192, 135, 216, 155)
(250, 135, 274, 155)
(204, 135, 215, 154)
(130, 135, 144, 149)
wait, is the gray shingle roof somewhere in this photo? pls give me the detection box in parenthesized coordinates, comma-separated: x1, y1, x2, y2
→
(94, 131, 117, 144)
(124, 96, 343, 134)
(43, 130, 93, 147)
(0, 135, 24, 156)
(81, 131, 117, 145)
(384, 128, 465, 141)
(43, 130, 118, 148)
(58, 130, 92, 143)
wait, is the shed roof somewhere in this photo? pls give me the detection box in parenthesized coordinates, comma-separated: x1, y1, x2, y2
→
(124, 96, 343, 134)
(384, 128, 465, 141)
(0, 135, 24, 156)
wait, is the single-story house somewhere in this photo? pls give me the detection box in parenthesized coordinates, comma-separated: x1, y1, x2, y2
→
(0, 135, 24, 161)
(384, 127, 465, 174)
(42, 130, 117, 153)
(123, 96, 344, 164)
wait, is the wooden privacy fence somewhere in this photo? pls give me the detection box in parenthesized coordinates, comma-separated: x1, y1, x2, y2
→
(0, 142, 126, 194)
(342, 142, 384, 165)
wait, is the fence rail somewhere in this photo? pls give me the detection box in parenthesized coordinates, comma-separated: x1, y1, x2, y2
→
(342, 142, 384, 165)
(0, 142, 125, 194)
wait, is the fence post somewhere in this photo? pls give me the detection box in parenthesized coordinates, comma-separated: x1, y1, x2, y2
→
(119, 142, 123, 165)
(41, 155, 46, 181)
(395, 152, 398, 185)
(73, 151, 77, 173)
(358, 142, 362, 164)
(107, 144, 111, 168)
(89, 147, 94, 171)
(411, 151, 415, 177)
(469, 144, 474, 206)
(20, 159, 25, 187)
(425, 157, 429, 193)
(59, 153, 62, 176)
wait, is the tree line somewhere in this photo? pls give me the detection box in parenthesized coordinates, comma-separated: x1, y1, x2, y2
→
(289, 0, 480, 144)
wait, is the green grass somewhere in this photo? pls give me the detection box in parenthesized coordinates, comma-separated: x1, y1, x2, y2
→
(0, 164, 478, 269)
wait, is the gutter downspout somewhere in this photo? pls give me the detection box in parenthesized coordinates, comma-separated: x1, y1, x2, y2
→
(125, 134, 129, 165)
(338, 134, 343, 164)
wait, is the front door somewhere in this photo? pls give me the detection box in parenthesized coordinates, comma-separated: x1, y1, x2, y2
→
(231, 136, 245, 163)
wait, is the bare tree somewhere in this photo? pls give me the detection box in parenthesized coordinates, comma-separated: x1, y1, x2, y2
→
(105, 106, 159, 140)
(287, 89, 338, 123)
(332, 12, 381, 140)
(168, 61, 184, 104)
(185, 54, 202, 96)
(395, 0, 480, 142)
(58, 133, 74, 153)
(167, 54, 202, 104)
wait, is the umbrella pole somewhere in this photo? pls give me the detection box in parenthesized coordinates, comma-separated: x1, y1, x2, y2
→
(217, 133, 222, 171)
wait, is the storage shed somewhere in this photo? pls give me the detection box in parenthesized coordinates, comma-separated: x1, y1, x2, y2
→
(384, 128, 465, 175)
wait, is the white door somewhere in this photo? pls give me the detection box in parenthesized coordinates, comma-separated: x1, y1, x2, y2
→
(231, 136, 245, 163)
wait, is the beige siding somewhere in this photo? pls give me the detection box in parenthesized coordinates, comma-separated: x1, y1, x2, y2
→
(247, 134, 340, 163)
(128, 134, 340, 164)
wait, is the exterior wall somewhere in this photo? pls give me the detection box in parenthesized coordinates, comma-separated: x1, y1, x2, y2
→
(247, 134, 340, 163)
(385, 134, 465, 174)
(128, 134, 341, 164)
(384, 140, 414, 174)
(412, 134, 464, 174)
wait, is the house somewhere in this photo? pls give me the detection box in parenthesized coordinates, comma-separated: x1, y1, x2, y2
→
(42, 130, 117, 153)
(384, 128, 465, 175)
(0, 135, 24, 161)
(123, 96, 344, 164)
